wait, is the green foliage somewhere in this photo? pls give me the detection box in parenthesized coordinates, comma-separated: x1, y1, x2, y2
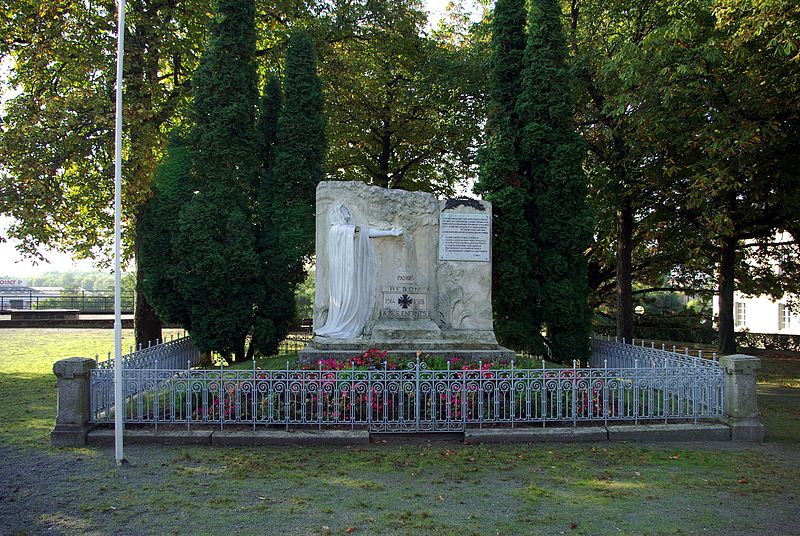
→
(175, 197, 261, 355)
(294, 267, 315, 323)
(175, 0, 263, 357)
(0, 0, 208, 261)
(138, 135, 193, 328)
(479, 0, 591, 361)
(588, 0, 800, 351)
(254, 31, 326, 355)
(269, 31, 326, 265)
(477, 0, 543, 354)
(258, 74, 282, 170)
(519, 0, 592, 361)
(322, 0, 486, 195)
(20, 271, 135, 296)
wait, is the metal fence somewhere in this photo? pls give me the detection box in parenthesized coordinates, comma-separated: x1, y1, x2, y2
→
(278, 332, 313, 356)
(0, 293, 135, 313)
(90, 338, 724, 430)
(591, 337, 718, 369)
(94, 335, 200, 371)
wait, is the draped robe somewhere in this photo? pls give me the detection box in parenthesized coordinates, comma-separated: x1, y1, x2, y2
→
(315, 204, 377, 339)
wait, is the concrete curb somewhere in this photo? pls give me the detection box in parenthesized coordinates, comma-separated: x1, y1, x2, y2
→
(606, 423, 731, 442)
(85, 423, 735, 447)
(88, 429, 213, 446)
(466, 427, 608, 443)
(212, 430, 369, 447)
(87, 428, 369, 447)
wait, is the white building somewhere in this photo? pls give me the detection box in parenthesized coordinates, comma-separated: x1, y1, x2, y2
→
(713, 292, 800, 336)
(712, 231, 800, 335)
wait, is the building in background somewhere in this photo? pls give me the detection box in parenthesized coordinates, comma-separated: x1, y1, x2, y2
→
(0, 279, 62, 310)
(712, 231, 799, 336)
(713, 292, 800, 336)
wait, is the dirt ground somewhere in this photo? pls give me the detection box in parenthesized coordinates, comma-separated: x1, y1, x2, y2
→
(1, 416, 799, 535)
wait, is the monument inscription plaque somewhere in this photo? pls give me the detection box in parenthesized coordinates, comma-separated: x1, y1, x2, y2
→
(438, 212, 491, 262)
(381, 285, 429, 319)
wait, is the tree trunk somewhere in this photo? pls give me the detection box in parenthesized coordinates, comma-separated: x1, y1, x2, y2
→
(718, 236, 737, 355)
(245, 334, 256, 361)
(234, 335, 246, 363)
(616, 198, 634, 342)
(134, 209, 163, 349)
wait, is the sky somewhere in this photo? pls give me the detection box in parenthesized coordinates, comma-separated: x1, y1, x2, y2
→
(0, 0, 484, 278)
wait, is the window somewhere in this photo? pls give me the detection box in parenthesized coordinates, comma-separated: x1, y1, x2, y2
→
(735, 302, 746, 327)
(779, 303, 791, 331)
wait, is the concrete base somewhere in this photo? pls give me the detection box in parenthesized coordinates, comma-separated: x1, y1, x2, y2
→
(80, 422, 751, 447)
(87, 428, 213, 446)
(725, 418, 765, 442)
(86, 428, 369, 447)
(467, 427, 608, 443)
(213, 430, 369, 447)
(370, 431, 465, 443)
(50, 426, 89, 447)
(607, 423, 731, 442)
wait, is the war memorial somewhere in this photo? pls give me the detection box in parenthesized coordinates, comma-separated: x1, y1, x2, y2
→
(299, 181, 514, 364)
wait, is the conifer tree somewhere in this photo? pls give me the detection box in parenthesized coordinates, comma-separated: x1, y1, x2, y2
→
(476, 0, 543, 353)
(138, 133, 193, 329)
(269, 31, 326, 264)
(174, 0, 262, 359)
(254, 32, 326, 354)
(251, 73, 285, 356)
(518, 0, 592, 361)
(259, 74, 282, 170)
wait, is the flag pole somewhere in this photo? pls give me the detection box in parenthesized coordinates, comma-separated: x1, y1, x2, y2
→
(113, 0, 127, 465)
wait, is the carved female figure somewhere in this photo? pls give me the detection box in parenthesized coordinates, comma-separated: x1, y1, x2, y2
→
(315, 204, 401, 339)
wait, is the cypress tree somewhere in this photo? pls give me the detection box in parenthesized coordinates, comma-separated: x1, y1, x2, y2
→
(251, 73, 284, 355)
(138, 133, 193, 329)
(259, 74, 282, 170)
(174, 0, 262, 359)
(517, 0, 592, 362)
(254, 31, 326, 354)
(476, 0, 544, 353)
(269, 31, 326, 264)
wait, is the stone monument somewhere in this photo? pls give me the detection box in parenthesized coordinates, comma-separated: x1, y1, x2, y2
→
(299, 181, 513, 363)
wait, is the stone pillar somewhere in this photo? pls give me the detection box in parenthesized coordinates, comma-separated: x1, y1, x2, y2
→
(719, 354, 764, 442)
(51, 357, 96, 446)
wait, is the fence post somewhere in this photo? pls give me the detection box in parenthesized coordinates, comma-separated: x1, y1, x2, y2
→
(51, 357, 96, 446)
(718, 354, 764, 442)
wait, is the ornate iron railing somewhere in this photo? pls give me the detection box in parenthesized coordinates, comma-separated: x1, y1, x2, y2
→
(94, 335, 200, 371)
(591, 337, 718, 369)
(90, 350, 724, 430)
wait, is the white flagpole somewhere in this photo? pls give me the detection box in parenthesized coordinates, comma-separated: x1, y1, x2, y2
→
(113, 0, 127, 465)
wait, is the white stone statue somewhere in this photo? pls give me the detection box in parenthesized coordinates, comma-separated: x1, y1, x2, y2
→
(315, 204, 402, 339)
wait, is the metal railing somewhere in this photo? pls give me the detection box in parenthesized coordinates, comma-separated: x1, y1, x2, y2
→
(90, 340, 724, 429)
(94, 334, 200, 371)
(591, 336, 719, 369)
(0, 292, 135, 313)
(277, 332, 313, 356)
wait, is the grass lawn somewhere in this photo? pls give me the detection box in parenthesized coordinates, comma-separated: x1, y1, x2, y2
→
(1, 328, 798, 535)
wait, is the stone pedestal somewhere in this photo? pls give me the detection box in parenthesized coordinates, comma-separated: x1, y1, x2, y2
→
(719, 354, 764, 442)
(51, 357, 96, 446)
